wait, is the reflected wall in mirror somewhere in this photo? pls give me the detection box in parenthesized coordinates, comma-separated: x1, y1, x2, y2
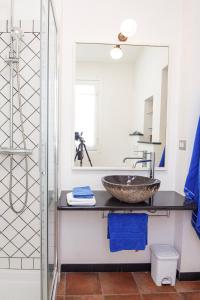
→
(73, 43, 168, 169)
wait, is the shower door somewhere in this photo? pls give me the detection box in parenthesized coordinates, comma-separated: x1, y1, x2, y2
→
(40, 0, 58, 299)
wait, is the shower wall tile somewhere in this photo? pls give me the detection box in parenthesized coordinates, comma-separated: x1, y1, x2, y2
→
(22, 258, 34, 269)
(0, 21, 7, 33)
(34, 21, 40, 33)
(0, 20, 40, 34)
(0, 23, 40, 270)
(0, 258, 9, 268)
(10, 258, 21, 269)
(20, 21, 33, 33)
(33, 258, 40, 270)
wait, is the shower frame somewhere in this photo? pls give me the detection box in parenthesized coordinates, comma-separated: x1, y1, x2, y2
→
(40, 0, 59, 299)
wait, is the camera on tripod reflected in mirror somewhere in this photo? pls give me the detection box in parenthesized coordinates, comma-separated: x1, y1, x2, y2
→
(74, 131, 93, 167)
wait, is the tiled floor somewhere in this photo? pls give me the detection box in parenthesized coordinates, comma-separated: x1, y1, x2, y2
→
(56, 272, 200, 300)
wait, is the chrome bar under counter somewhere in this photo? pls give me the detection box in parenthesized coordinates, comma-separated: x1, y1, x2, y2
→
(57, 191, 196, 211)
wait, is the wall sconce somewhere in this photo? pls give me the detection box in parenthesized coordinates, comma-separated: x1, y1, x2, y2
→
(118, 18, 137, 42)
(110, 19, 137, 60)
(110, 45, 123, 60)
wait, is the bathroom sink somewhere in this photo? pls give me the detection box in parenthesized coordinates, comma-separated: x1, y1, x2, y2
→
(102, 175, 161, 203)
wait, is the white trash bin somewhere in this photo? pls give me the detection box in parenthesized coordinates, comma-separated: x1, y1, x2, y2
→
(150, 244, 179, 286)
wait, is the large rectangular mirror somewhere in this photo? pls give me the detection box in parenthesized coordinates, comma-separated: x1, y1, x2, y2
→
(73, 43, 168, 169)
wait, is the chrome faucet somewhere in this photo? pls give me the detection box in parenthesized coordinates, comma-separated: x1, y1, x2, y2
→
(123, 151, 145, 163)
(134, 152, 155, 179)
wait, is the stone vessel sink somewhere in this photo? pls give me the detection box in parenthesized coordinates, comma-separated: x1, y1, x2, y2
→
(102, 175, 161, 204)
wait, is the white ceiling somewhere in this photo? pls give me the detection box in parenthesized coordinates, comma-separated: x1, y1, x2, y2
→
(76, 43, 145, 64)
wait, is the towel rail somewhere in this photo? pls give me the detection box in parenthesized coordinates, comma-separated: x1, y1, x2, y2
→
(102, 210, 170, 219)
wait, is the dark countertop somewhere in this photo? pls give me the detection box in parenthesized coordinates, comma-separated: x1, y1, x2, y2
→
(57, 190, 196, 211)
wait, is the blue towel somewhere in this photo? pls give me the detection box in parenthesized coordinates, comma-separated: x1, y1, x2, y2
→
(72, 186, 94, 199)
(107, 213, 148, 252)
(159, 147, 165, 167)
(184, 116, 200, 238)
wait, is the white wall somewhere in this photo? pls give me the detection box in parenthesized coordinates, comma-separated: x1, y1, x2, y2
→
(175, 0, 200, 194)
(174, 0, 200, 272)
(60, 211, 176, 264)
(132, 47, 168, 142)
(0, 0, 40, 21)
(131, 47, 168, 165)
(0, 0, 63, 28)
(59, 0, 184, 267)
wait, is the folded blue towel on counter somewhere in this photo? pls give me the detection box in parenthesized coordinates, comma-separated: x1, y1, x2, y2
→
(107, 213, 148, 252)
(72, 186, 94, 199)
(184, 116, 200, 238)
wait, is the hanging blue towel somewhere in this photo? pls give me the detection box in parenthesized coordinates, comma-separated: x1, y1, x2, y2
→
(107, 213, 148, 252)
(72, 186, 94, 198)
(184, 116, 200, 238)
(159, 147, 165, 167)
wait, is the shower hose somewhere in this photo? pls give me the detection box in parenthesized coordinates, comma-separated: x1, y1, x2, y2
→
(9, 42, 29, 214)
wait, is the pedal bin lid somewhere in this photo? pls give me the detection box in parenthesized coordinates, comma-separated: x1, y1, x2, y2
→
(150, 244, 179, 260)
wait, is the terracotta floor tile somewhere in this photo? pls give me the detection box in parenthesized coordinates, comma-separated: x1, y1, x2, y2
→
(142, 293, 182, 300)
(65, 296, 103, 300)
(175, 281, 200, 293)
(181, 292, 200, 300)
(81, 296, 104, 300)
(99, 272, 138, 295)
(57, 273, 66, 295)
(65, 297, 82, 300)
(66, 272, 101, 295)
(133, 272, 176, 294)
(104, 295, 142, 300)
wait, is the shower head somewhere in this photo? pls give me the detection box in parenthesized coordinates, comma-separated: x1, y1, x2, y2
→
(10, 27, 24, 58)
(11, 27, 24, 41)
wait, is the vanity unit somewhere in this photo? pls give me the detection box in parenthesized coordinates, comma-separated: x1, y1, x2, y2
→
(58, 190, 196, 277)
(58, 190, 196, 212)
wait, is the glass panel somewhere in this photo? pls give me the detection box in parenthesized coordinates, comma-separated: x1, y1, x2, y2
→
(40, 1, 58, 300)
(47, 2, 58, 298)
(40, 0, 49, 298)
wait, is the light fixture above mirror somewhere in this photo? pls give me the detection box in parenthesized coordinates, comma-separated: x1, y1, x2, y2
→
(110, 19, 137, 60)
(118, 18, 137, 42)
(110, 45, 123, 60)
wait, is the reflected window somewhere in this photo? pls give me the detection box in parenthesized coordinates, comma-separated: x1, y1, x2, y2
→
(75, 81, 98, 149)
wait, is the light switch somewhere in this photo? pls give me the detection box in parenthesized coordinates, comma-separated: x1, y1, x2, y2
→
(179, 139, 187, 150)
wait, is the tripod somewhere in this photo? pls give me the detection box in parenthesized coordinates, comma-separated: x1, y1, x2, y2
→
(74, 136, 93, 167)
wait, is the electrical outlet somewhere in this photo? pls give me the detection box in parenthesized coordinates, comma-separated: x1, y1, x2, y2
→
(179, 139, 187, 150)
